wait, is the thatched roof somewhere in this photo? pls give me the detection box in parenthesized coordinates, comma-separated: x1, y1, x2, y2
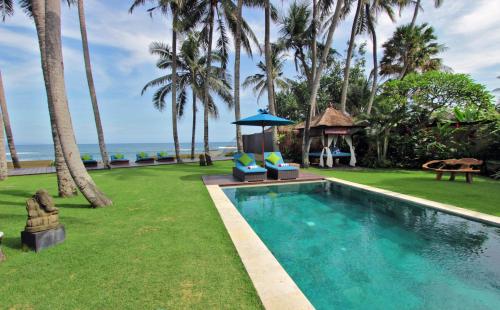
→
(295, 107, 357, 129)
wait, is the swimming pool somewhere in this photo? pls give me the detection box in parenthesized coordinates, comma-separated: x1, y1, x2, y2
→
(223, 181, 500, 309)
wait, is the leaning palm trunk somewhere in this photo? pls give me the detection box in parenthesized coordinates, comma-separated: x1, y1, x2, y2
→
(171, 9, 182, 163)
(0, 70, 20, 168)
(339, 0, 363, 114)
(203, 4, 215, 160)
(366, 3, 377, 115)
(233, 0, 244, 152)
(45, 0, 111, 208)
(77, 0, 110, 168)
(32, 0, 77, 197)
(301, 0, 344, 167)
(410, 0, 421, 28)
(264, 0, 278, 151)
(191, 92, 196, 160)
(0, 102, 7, 180)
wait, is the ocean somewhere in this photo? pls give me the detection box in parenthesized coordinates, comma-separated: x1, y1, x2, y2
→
(5, 142, 236, 161)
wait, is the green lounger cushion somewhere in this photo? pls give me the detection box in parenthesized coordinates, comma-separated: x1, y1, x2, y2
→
(112, 153, 125, 160)
(81, 154, 93, 161)
(266, 152, 280, 165)
(238, 153, 253, 166)
(157, 151, 168, 158)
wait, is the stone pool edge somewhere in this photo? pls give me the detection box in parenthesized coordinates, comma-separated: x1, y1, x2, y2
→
(205, 184, 315, 310)
(327, 177, 500, 227)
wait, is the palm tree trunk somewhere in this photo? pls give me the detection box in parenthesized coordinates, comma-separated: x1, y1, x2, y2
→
(339, 0, 363, 114)
(0, 70, 20, 168)
(233, 0, 244, 152)
(301, 0, 344, 167)
(300, 0, 318, 168)
(203, 4, 214, 161)
(171, 9, 182, 163)
(264, 0, 278, 151)
(191, 91, 196, 160)
(0, 103, 7, 180)
(77, 0, 110, 168)
(45, 0, 111, 207)
(410, 0, 420, 28)
(366, 3, 377, 116)
(32, 0, 77, 197)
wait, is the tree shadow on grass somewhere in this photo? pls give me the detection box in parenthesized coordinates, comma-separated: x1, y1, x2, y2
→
(0, 199, 25, 207)
(0, 189, 35, 199)
(179, 173, 206, 183)
(57, 203, 91, 209)
(2, 236, 22, 250)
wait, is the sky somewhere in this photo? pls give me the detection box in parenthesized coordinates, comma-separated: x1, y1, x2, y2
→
(0, 0, 499, 145)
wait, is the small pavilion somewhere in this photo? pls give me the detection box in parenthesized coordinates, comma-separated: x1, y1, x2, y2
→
(296, 106, 365, 167)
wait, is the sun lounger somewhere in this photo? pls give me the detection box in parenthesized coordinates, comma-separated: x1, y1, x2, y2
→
(110, 153, 129, 166)
(264, 151, 299, 180)
(422, 158, 483, 183)
(81, 154, 98, 167)
(135, 152, 155, 164)
(233, 153, 267, 182)
(156, 151, 175, 163)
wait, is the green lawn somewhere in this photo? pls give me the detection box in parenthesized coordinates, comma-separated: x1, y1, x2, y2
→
(1, 162, 499, 309)
(308, 167, 500, 216)
(0, 162, 262, 309)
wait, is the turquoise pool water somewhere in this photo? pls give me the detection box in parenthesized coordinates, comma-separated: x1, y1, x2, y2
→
(223, 182, 500, 309)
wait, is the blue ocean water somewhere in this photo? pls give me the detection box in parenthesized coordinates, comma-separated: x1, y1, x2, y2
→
(6, 142, 235, 161)
(223, 182, 500, 310)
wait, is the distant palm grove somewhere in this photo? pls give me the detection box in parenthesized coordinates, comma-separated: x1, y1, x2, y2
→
(0, 0, 498, 207)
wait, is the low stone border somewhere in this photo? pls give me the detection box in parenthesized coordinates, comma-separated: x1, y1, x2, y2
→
(327, 177, 500, 227)
(206, 185, 314, 310)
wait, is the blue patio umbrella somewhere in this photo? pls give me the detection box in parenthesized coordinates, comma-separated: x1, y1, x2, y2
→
(232, 109, 294, 160)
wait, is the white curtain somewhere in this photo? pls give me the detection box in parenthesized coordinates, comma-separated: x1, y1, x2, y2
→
(319, 135, 326, 167)
(344, 135, 356, 166)
(320, 135, 334, 168)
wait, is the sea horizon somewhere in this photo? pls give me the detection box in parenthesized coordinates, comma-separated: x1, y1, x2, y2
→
(5, 142, 236, 161)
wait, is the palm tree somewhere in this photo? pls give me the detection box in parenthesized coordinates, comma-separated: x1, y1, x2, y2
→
(45, 0, 111, 207)
(198, 0, 258, 161)
(130, 0, 186, 163)
(234, 0, 244, 152)
(380, 23, 445, 79)
(13, 0, 78, 196)
(364, 0, 397, 115)
(77, 0, 110, 168)
(0, 0, 13, 21)
(302, 0, 345, 167)
(339, 0, 363, 114)
(0, 72, 21, 170)
(402, 0, 443, 28)
(243, 45, 290, 108)
(142, 36, 233, 160)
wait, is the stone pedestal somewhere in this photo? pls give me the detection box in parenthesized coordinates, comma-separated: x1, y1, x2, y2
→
(21, 224, 65, 252)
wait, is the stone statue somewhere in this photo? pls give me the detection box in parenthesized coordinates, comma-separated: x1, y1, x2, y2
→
(24, 189, 60, 233)
(0, 231, 5, 262)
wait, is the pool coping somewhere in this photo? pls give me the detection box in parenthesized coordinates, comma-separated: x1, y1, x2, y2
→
(327, 177, 500, 227)
(206, 184, 315, 310)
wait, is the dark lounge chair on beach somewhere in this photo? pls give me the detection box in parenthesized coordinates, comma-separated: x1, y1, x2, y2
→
(110, 153, 129, 166)
(135, 152, 155, 164)
(156, 151, 175, 163)
(81, 154, 98, 168)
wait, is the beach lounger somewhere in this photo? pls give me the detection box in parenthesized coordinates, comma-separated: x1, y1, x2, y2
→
(110, 153, 130, 166)
(81, 154, 98, 167)
(135, 152, 154, 164)
(156, 151, 175, 163)
(232, 153, 267, 182)
(264, 151, 299, 180)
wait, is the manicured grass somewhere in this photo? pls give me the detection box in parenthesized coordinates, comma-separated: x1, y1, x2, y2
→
(0, 162, 262, 309)
(2, 161, 499, 309)
(308, 167, 500, 216)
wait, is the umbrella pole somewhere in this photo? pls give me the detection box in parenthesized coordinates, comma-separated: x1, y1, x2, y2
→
(261, 125, 265, 166)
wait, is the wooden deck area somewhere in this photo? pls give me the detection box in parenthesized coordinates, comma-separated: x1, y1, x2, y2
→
(202, 171, 324, 187)
(8, 157, 230, 176)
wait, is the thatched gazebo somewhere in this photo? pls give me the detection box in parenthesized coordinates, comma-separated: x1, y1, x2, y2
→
(296, 107, 365, 167)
